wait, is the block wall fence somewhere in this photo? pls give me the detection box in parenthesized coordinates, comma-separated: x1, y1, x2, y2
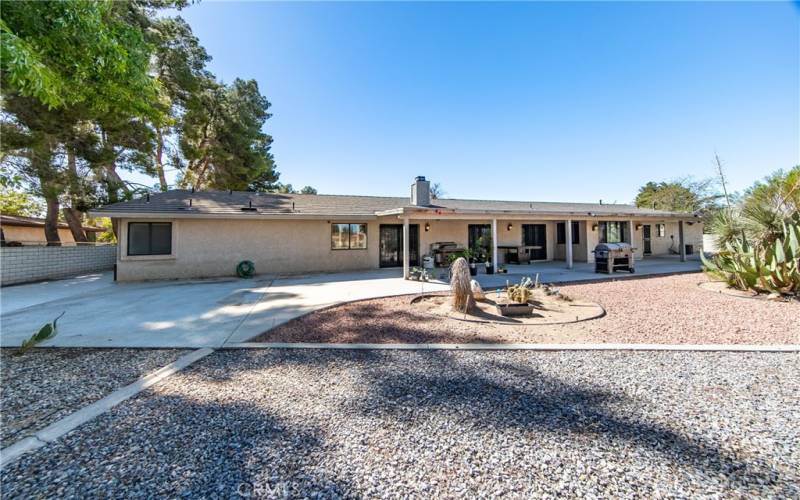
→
(1, 245, 116, 286)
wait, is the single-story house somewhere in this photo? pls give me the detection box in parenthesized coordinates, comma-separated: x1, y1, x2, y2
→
(90, 176, 704, 282)
(0, 215, 107, 246)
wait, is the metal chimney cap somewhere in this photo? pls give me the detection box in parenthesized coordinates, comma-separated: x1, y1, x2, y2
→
(415, 176, 426, 182)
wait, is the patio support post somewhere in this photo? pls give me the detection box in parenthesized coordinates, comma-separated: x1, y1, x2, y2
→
(492, 218, 498, 269)
(402, 217, 410, 279)
(565, 219, 573, 269)
(678, 220, 686, 262)
(628, 219, 635, 245)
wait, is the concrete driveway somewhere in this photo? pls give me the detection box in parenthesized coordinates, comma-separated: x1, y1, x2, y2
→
(0, 270, 449, 348)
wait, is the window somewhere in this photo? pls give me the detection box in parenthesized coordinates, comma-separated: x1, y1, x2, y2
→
(331, 223, 367, 250)
(127, 222, 172, 256)
(468, 224, 492, 252)
(599, 221, 629, 244)
(556, 222, 580, 245)
(656, 223, 666, 237)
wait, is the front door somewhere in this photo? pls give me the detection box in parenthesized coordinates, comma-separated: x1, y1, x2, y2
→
(522, 224, 547, 260)
(379, 225, 419, 267)
(642, 225, 652, 255)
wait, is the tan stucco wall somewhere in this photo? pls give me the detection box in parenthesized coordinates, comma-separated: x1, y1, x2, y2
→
(114, 216, 704, 281)
(116, 218, 383, 281)
(1, 226, 77, 245)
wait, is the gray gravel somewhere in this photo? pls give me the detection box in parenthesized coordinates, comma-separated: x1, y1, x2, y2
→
(2, 350, 798, 498)
(0, 348, 187, 448)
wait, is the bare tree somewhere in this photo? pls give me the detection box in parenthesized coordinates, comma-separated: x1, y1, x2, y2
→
(430, 182, 446, 199)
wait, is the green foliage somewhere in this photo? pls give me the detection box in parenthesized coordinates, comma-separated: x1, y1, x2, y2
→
(0, 0, 159, 117)
(18, 312, 64, 355)
(177, 78, 278, 191)
(0, 188, 44, 216)
(1, 1, 282, 244)
(702, 220, 800, 295)
(704, 167, 800, 296)
(90, 217, 117, 243)
(299, 186, 318, 195)
(635, 178, 722, 225)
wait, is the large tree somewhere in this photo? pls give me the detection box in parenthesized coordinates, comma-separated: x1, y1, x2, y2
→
(1, 0, 161, 244)
(635, 178, 721, 213)
(2, 1, 282, 245)
(178, 78, 279, 191)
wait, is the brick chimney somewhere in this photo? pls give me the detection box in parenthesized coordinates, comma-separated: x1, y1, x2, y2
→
(410, 176, 430, 206)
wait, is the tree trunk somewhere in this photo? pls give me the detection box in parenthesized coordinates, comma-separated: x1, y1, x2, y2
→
(63, 207, 88, 243)
(155, 128, 168, 192)
(193, 157, 210, 191)
(64, 150, 88, 243)
(103, 162, 129, 203)
(44, 196, 61, 246)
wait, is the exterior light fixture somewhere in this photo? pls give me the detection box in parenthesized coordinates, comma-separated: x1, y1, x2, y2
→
(592, 224, 598, 231)
(507, 223, 513, 231)
(425, 223, 430, 232)
(635, 224, 642, 231)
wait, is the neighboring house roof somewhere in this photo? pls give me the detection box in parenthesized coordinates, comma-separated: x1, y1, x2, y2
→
(0, 214, 106, 232)
(89, 190, 698, 219)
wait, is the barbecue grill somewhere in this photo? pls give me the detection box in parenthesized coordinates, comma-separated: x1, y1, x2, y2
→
(430, 241, 466, 267)
(593, 243, 635, 273)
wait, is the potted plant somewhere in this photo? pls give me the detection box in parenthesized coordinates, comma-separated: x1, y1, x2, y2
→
(485, 258, 494, 274)
(463, 248, 478, 276)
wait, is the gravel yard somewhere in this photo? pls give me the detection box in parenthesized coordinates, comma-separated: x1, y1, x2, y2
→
(2, 349, 798, 498)
(0, 348, 187, 448)
(255, 273, 800, 344)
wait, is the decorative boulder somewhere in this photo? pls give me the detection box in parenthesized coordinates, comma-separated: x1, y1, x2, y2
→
(470, 280, 486, 301)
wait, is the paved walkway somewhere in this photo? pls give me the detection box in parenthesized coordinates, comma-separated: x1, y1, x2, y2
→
(0, 257, 700, 348)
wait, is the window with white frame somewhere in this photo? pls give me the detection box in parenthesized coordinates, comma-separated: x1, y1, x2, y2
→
(656, 223, 666, 237)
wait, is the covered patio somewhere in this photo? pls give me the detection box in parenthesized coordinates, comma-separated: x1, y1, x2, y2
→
(390, 210, 702, 280)
(461, 255, 702, 289)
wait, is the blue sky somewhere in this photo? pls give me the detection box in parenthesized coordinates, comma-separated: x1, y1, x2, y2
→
(146, 1, 799, 203)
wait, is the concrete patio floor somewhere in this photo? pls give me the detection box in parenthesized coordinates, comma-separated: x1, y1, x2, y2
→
(0, 257, 700, 348)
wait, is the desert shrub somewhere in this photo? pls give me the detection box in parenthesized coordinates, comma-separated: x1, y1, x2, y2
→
(450, 257, 475, 312)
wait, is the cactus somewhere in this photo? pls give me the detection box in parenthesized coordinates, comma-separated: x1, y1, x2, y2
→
(506, 277, 536, 304)
(507, 284, 532, 304)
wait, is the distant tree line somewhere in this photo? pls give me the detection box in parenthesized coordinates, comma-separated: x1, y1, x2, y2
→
(1, 1, 311, 244)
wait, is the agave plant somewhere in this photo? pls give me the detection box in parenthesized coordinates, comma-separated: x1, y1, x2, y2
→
(702, 220, 800, 295)
(18, 312, 65, 355)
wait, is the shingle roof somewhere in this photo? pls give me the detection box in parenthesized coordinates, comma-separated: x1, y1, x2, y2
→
(1, 214, 106, 231)
(89, 190, 694, 218)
